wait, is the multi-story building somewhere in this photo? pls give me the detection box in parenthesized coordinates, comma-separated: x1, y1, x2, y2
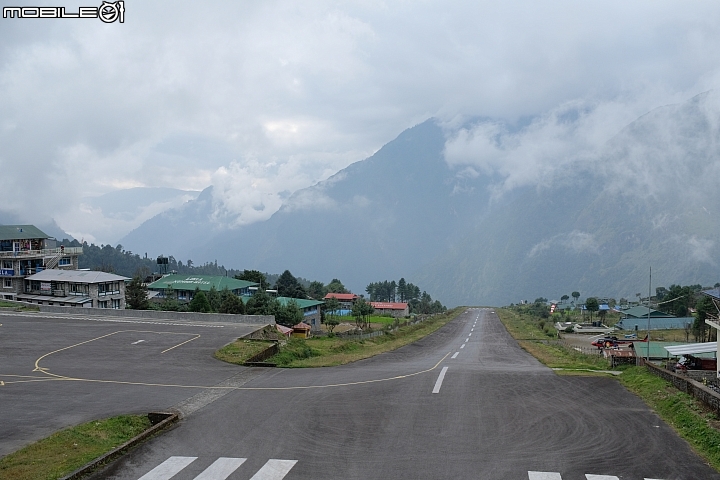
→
(0, 225, 82, 301)
(20, 269, 129, 308)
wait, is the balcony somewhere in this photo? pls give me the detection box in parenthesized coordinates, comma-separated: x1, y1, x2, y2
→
(0, 247, 83, 258)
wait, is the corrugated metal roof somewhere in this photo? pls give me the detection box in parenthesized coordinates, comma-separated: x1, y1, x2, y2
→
(147, 274, 257, 292)
(664, 342, 718, 356)
(0, 225, 50, 241)
(25, 269, 129, 283)
(17, 293, 92, 304)
(324, 293, 358, 300)
(702, 288, 720, 300)
(620, 306, 674, 318)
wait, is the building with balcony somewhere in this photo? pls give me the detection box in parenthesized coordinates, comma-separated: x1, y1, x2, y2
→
(18, 269, 129, 308)
(0, 225, 82, 300)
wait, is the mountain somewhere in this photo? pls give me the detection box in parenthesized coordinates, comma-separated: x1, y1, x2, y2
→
(0, 213, 73, 241)
(83, 187, 201, 222)
(121, 92, 720, 306)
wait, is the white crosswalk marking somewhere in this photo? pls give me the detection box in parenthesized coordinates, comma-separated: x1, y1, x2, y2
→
(248, 459, 298, 480)
(528, 472, 562, 480)
(194, 457, 247, 480)
(529, 472, 666, 480)
(138, 456, 197, 480)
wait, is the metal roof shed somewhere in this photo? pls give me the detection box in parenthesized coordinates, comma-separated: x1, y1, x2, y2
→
(664, 342, 718, 356)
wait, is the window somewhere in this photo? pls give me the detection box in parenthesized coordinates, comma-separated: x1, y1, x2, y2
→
(98, 300, 108, 308)
(111, 299, 121, 309)
(3, 278, 11, 288)
(58, 258, 71, 266)
(2, 260, 12, 269)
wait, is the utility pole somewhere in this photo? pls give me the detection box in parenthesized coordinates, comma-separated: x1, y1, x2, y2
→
(647, 267, 652, 361)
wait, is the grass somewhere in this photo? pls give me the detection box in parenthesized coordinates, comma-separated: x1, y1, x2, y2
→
(0, 415, 151, 480)
(496, 307, 609, 372)
(0, 301, 38, 311)
(263, 307, 464, 367)
(214, 339, 275, 365)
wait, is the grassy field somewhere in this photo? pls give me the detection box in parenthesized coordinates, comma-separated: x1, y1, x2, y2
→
(261, 307, 464, 367)
(496, 307, 609, 372)
(0, 415, 151, 480)
(214, 339, 275, 365)
(497, 306, 720, 472)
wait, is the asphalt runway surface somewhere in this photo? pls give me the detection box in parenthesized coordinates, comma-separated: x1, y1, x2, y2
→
(0, 310, 264, 457)
(2, 309, 719, 479)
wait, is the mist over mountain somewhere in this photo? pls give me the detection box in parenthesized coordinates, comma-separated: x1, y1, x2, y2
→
(121, 92, 720, 306)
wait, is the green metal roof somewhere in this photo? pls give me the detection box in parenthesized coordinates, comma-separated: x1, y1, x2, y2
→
(276, 297, 324, 309)
(239, 295, 323, 310)
(621, 306, 674, 318)
(0, 225, 50, 241)
(147, 274, 257, 292)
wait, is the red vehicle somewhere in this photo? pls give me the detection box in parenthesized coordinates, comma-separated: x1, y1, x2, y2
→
(674, 355, 717, 372)
(591, 334, 648, 349)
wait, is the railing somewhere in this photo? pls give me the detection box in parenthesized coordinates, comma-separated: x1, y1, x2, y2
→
(0, 247, 83, 258)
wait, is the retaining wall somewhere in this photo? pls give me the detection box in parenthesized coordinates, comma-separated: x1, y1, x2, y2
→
(1, 299, 274, 325)
(645, 361, 720, 415)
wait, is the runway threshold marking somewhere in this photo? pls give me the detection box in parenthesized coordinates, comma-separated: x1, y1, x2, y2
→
(432, 366, 449, 393)
(195, 457, 248, 480)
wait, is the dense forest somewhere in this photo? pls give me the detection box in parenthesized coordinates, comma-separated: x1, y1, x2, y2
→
(59, 240, 447, 315)
(60, 239, 306, 287)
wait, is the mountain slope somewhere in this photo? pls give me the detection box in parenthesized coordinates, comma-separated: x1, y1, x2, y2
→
(121, 93, 720, 305)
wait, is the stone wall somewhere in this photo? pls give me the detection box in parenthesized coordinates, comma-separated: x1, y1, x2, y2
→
(645, 361, 720, 415)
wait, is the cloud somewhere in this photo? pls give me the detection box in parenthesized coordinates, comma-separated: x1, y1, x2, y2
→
(528, 231, 600, 258)
(2, 1, 720, 241)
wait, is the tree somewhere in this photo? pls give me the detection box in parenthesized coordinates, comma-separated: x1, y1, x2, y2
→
(275, 299, 304, 327)
(323, 296, 341, 333)
(274, 270, 307, 299)
(560, 294, 569, 304)
(160, 285, 180, 311)
(398, 278, 407, 303)
(206, 285, 221, 313)
(235, 270, 270, 290)
(246, 289, 277, 315)
(585, 297, 599, 321)
(219, 288, 245, 314)
(326, 278, 348, 294)
(571, 291, 580, 303)
(694, 295, 715, 342)
(352, 297, 373, 329)
(308, 281, 327, 300)
(125, 275, 150, 310)
(189, 289, 211, 313)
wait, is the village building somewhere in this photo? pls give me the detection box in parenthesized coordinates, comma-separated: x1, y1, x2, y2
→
(0, 225, 82, 301)
(18, 269, 129, 308)
(324, 292, 358, 315)
(146, 274, 257, 302)
(370, 301, 409, 318)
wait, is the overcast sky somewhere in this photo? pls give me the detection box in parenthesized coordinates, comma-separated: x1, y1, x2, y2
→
(2, 0, 720, 243)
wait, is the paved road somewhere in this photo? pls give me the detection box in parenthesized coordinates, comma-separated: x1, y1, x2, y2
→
(72, 309, 719, 480)
(0, 310, 264, 456)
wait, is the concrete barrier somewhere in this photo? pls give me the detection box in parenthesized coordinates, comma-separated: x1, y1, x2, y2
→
(1, 299, 274, 325)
